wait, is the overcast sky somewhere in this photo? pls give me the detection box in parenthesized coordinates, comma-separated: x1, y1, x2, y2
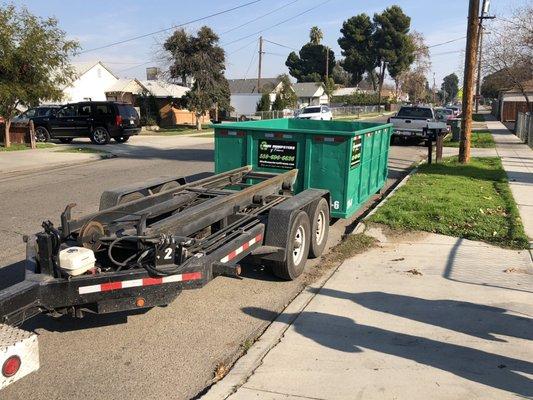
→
(13, 0, 524, 87)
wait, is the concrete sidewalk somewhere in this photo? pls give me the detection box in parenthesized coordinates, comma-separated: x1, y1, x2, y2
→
(485, 114, 533, 244)
(205, 226, 532, 400)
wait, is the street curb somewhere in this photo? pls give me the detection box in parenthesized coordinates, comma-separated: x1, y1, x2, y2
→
(202, 161, 425, 400)
(0, 153, 115, 182)
(200, 261, 344, 400)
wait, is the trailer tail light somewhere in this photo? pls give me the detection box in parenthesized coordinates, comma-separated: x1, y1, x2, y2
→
(2, 356, 21, 378)
(115, 115, 123, 126)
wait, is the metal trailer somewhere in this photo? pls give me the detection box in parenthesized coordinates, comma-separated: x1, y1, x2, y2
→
(0, 166, 330, 389)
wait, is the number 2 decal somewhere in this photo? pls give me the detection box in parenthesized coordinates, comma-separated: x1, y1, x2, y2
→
(164, 247, 173, 260)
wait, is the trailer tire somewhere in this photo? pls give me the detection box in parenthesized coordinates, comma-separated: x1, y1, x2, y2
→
(272, 211, 310, 280)
(308, 197, 329, 258)
(118, 191, 145, 204)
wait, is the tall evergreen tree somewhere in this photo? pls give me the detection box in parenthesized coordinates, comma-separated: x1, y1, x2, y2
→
(165, 26, 230, 130)
(441, 73, 459, 103)
(286, 27, 335, 83)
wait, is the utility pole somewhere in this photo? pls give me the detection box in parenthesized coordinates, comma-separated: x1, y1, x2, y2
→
(459, 0, 480, 164)
(475, 0, 493, 113)
(433, 72, 436, 105)
(325, 46, 329, 79)
(257, 36, 263, 92)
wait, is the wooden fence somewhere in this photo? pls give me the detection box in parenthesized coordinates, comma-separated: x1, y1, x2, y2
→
(0, 121, 37, 149)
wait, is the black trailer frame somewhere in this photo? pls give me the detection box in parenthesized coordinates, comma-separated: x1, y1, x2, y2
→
(0, 166, 329, 327)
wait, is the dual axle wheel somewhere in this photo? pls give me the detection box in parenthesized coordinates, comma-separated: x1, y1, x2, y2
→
(271, 197, 330, 280)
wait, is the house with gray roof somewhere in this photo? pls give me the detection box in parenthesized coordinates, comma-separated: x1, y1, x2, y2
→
(227, 78, 285, 117)
(293, 82, 329, 108)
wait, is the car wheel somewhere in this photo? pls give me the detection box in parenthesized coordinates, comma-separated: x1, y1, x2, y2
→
(35, 126, 50, 142)
(59, 138, 73, 144)
(90, 127, 110, 145)
(114, 135, 130, 143)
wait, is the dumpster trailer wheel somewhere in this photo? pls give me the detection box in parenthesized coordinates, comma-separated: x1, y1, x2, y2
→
(153, 181, 180, 193)
(272, 211, 310, 280)
(308, 197, 329, 258)
(118, 191, 145, 205)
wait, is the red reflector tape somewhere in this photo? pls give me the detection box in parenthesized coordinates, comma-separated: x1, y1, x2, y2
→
(78, 272, 203, 294)
(314, 136, 345, 142)
(218, 130, 245, 137)
(220, 234, 263, 264)
(265, 133, 293, 139)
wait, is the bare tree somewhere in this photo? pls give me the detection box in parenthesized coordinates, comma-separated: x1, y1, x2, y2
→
(395, 31, 431, 101)
(483, 4, 533, 108)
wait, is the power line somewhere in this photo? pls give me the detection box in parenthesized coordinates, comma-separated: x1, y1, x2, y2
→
(244, 41, 259, 80)
(222, 0, 299, 34)
(264, 52, 287, 57)
(227, 37, 259, 55)
(262, 38, 298, 51)
(431, 50, 464, 57)
(426, 36, 466, 49)
(78, 0, 262, 54)
(116, 60, 156, 73)
(222, 0, 333, 47)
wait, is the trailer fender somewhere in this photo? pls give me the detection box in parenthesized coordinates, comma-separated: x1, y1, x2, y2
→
(262, 189, 329, 262)
(99, 176, 187, 210)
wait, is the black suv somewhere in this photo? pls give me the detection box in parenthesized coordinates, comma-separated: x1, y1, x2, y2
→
(32, 101, 141, 144)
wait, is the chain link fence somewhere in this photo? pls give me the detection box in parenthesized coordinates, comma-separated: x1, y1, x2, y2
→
(242, 105, 388, 121)
(515, 112, 532, 149)
(330, 105, 385, 119)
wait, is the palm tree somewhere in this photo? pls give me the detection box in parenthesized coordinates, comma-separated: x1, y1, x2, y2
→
(309, 26, 323, 45)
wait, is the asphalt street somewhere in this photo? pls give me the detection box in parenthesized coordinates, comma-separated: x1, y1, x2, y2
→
(0, 131, 426, 400)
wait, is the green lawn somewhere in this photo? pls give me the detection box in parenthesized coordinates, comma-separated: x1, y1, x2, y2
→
(472, 113, 485, 122)
(444, 130, 495, 148)
(143, 125, 213, 136)
(0, 143, 55, 151)
(369, 157, 528, 249)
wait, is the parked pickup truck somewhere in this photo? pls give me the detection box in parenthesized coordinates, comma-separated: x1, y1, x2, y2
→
(389, 106, 447, 141)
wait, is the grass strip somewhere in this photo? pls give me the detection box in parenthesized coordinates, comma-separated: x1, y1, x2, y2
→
(369, 157, 528, 249)
(444, 130, 495, 148)
(0, 143, 55, 151)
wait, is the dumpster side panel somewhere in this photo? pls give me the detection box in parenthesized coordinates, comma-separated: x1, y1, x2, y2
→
(309, 139, 350, 218)
(214, 133, 247, 174)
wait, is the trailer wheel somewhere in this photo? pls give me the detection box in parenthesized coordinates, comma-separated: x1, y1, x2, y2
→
(308, 197, 329, 258)
(153, 181, 180, 193)
(118, 191, 145, 204)
(272, 211, 310, 280)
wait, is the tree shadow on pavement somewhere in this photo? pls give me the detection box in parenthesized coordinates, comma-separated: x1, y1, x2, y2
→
(323, 290, 532, 342)
(242, 300, 533, 397)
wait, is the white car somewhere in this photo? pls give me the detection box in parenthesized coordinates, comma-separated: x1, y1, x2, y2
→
(295, 105, 333, 121)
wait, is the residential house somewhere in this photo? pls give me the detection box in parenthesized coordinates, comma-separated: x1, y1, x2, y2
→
(494, 80, 533, 122)
(293, 82, 329, 108)
(63, 61, 119, 102)
(228, 78, 283, 117)
(105, 69, 206, 126)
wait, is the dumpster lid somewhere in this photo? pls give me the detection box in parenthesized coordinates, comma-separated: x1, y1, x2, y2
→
(215, 118, 392, 137)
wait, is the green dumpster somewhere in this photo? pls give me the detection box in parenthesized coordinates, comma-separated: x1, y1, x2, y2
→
(214, 118, 393, 219)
